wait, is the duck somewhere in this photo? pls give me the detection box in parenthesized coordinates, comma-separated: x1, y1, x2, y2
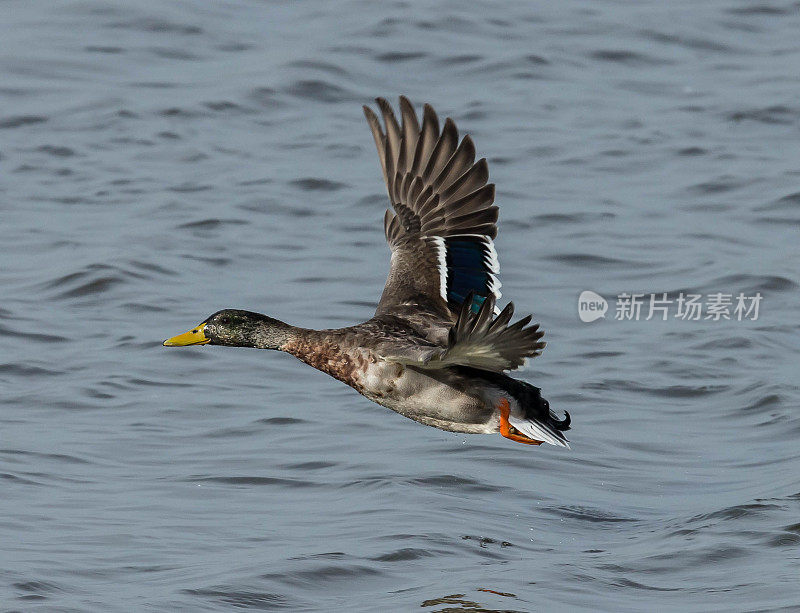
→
(164, 96, 571, 447)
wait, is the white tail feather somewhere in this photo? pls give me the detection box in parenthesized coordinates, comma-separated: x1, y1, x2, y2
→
(508, 416, 570, 448)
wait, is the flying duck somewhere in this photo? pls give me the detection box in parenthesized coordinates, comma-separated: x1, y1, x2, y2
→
(164, 96, 571, 447)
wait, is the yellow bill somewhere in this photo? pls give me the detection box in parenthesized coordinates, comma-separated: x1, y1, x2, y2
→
(163, 322, 210, 346)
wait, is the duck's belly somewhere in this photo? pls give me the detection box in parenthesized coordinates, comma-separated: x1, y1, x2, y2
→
(354, 360, 500, 434)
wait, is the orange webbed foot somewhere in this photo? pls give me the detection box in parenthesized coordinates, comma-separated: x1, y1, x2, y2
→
(498, 398, 543, 446)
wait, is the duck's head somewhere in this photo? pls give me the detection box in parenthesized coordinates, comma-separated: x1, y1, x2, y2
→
(163, 309, 291, 349)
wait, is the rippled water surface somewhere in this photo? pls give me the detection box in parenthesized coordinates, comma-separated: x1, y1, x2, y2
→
(3, 1, 800, 611)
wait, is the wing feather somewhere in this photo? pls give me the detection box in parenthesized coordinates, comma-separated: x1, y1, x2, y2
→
(364, 97, 501, 322)
(381, 294, 546, 373)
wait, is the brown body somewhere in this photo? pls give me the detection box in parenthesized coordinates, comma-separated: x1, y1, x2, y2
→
(282, 325, 499, 433)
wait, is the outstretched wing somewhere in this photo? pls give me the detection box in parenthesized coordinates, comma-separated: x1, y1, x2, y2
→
(363, 97, 501, 324)
(378, 294, 546, 373)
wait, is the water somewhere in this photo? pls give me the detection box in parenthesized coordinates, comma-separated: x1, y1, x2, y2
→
(2, 1, 800, 610)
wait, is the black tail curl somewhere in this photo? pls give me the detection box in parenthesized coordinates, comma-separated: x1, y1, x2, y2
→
(457, 367, 571, 432)
(514, 378, 571, 432)
(550, 410, 571, 431)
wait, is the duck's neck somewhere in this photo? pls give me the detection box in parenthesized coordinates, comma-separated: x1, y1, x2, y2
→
(249, 316, 300, 350)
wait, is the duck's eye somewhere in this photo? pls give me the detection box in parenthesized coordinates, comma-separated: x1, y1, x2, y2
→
(219, 317, 230, 325)
(542, 400, 550, 410)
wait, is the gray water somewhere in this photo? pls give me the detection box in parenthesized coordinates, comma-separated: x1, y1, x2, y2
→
(2, 1, 800, 611)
